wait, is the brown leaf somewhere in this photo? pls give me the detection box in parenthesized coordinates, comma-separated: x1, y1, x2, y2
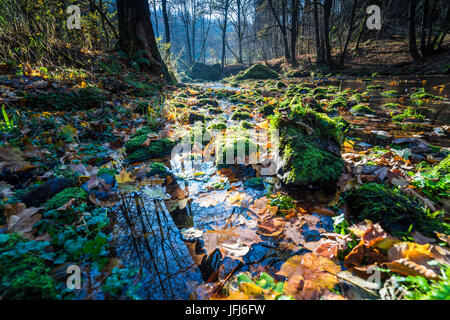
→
(4, 203, 42, 239)
(277, 253, 341, 300)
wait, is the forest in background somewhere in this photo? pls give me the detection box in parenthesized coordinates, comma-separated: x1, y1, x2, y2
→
(1, 0, 449, 79)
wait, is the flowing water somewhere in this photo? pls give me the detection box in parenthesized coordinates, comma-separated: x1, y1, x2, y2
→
(109, 75, 449, 299)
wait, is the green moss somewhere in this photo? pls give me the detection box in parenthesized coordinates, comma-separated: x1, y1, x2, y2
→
(198, 99, 219, 108)
(208, 106, 224, 114)
(125, 126, 176, 162)
(126, 137, 176, 163)
(351, 104, 375, 114)
(259, 104, 276, 116)
(215, 128, 258, 167)
(130, 126, 155, 140)
(380, 90, 400, 97)
(345, 183, 449, 237)
(329, 97, 349, 109)
(367, 84, 384, 90)
(412, 155, 450, 202)
(97, 167, 118, 177)
(391, 107, 425, 123)
(240, 120, 253, 129)
(125, 134, 148, 153)
(270, 195, 295, 211)
(231, 111, 252, 120)
(350, 93, 369, 103)
(0, 233, 57, 300)
(148, 162, 168, 176)
(45, 187, 88, 210)
(235, 64, 278, 80)
(382, 102, 401, 109)
(284, 144, 344, 187)
(270, 103, 346, 188)
(410, 88, 436, 100)
(208, 121, 227, 131)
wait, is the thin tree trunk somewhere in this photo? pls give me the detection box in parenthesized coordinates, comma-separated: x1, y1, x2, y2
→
(409, 0, 422, 61)
(268, 0, 291, 61)
(151, 0, 159, 38)
(314, 1, 324, 64)
(161, 0, 171, 57)
(340, 0, 358, 65)
(420, 0, 430, 57)
(323, 0, 333, 66)
(290, 0, 300, 67)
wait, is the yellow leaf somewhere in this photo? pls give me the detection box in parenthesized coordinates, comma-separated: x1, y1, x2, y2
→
(238, 282, 264, 297)
(115, 168, 134, 184)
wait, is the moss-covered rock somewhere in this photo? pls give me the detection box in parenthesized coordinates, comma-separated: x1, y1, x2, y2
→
(45, 187, 88, 210)
(207, 121, 227, 131)
(380, 90, 400, 98)
(236, 64, 278, 80)
(329, 97, 349, 109)
(231, 111, 252, 120)
(126, 138, 176, 163)
(187, 63, 221, 81)
(270, 103, 346, 189)
(215, 127, 258, 167)
(188, 112, 206, 124)
(198, 99, 219, 108)
(125, 126, 176, 162)
(351, 104, 375, 115)
(345, 183, 449, 237)
(259, 104, 276, 116)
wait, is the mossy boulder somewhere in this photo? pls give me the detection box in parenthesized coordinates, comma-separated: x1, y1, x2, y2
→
(380, 90, 400, 98)
(351, 104, 375, 115)
(187, 63, 221, 81)
(236, 64, 278, 80)
(198, 99, 219, 108)
(231, 111, 252, 120)
(259, 104, 276, 116)
(215, 127, 258, 167)
(21, 177, 74, 207)
(345, 183, 449, 237)
(270, 104, 346, 190)
(45, 187, 88, 210)
(188, 112, 206, 124)
(125, 127, 176, 163)
(208, 121, 227, 131)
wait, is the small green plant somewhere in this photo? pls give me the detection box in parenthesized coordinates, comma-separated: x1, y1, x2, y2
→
(270, 194, 295, 212)
(391, 107, 425, 123)
(0, 104, 15, 132)
(394, 264, 450, 300)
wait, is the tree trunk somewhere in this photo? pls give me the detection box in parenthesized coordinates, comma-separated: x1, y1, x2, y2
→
(116, 0, 172, 81)
(314, 1, 325, 64)
(340, 0, 358, 65)
(221, 0, 231, 70)
(161, 0, 171, 57)
(323, 0, 333, 66)
(409, 0, 422, 61)
(151, 0, 159, 38)
(420, 0, 430, 57)
(290, 0, 300, 67)
(268, 0, 291, 61)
